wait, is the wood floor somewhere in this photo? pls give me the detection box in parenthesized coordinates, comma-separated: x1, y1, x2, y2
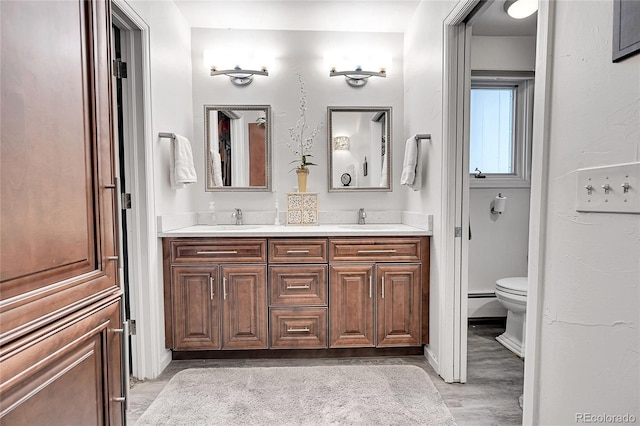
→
(127, 323, 524, 425)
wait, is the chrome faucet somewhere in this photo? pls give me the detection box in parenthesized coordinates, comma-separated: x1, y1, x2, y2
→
(358, 208, 367, 225)
(232, 208, 243, 225)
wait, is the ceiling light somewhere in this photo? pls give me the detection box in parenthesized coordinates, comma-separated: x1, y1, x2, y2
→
(504, 0, 538, 19)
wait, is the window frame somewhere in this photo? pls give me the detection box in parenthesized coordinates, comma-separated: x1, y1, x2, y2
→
(469, 71, 534, 188)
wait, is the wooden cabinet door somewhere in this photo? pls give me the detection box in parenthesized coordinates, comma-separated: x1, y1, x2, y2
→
(172, 266, 220, 350)
(0, 0, 119, 342)
(0, 297, 123, 425)
(0, 0, 123, 423)
(221, 265, 268, 349)
(376, 264, 421, 347)
(329, 265, 375, 348)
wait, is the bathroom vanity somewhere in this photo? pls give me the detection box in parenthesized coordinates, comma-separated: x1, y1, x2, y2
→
(161, 225, 430, 357)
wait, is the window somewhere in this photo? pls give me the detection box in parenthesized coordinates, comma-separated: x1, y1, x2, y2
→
(469, 73, 534, 187)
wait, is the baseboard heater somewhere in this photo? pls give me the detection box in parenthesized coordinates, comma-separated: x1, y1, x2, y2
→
(468, 292, 496, 299)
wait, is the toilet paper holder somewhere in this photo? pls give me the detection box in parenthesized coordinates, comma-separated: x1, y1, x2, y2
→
(491, 193, 507, 215)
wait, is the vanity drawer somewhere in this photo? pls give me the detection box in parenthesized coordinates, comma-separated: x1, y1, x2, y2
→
(170, 239, 267, 263)
(269, 265, 327, 306)
(269, 308, 327, 349)
(329, 238, 421, 262)
(268, 239, 328, 263)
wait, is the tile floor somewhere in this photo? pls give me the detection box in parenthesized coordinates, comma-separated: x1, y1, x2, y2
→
(127, 323, 524, 425)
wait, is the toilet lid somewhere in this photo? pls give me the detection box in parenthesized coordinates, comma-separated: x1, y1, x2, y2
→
(496, 277, 528, 296)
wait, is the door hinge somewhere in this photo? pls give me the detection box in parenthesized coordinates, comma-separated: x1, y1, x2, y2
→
(121, 193, 132, 209)
(129, 319, 137, 335)
(455, 226, 462, 238)
(113, 59, 127, 79)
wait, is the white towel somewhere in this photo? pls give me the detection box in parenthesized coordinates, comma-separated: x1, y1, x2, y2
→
(209, 150, 223, 187)
(400, 137, 422, 191)
(173, 134, 197, 187)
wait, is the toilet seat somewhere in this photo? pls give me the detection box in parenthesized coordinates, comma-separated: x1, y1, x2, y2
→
(496, 277, 527, 297)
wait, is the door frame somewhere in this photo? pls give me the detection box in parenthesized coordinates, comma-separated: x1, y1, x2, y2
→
(111, 0, 168, 380)
(441, 0, 554, 423)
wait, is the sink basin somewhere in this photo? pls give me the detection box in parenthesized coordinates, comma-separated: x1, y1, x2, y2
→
(339, 224, 395, 230)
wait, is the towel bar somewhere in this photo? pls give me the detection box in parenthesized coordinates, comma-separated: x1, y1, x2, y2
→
(159, 132, 176, 139)
(414, 134, 431, 141)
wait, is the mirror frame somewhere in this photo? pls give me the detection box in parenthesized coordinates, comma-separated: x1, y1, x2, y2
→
(204, 104, 272, 192)
(327, 106, 392, 192)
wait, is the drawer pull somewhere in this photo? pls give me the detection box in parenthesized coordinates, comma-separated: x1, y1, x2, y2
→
(381, 276, 385, 299)
(287, 327, 310, 333)
(210, 277, 215, 300)
(223, 277, 227, 300)
(286, 249, 310, 254)
(196, 250, 238, 255)
(286, 284, 311, 290)
(357, 249, 397, 254)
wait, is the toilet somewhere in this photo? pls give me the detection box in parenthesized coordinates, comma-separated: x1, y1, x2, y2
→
(495, 277, 527, 358)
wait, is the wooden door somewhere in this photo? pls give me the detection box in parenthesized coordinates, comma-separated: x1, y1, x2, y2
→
(376, 264, 421, 347)
(329, 265, 375, 348)
(172, 266, 220, 349)
(221, 265, 268, 349)
(0, 0, 123, 423)
(248, 123, 266, 186)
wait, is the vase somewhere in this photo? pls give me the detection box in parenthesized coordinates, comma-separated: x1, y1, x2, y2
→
(296, 167, 309, 192)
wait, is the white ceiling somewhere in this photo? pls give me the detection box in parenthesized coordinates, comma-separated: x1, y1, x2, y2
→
(172, 1, 421, 33)
(172, 0, 536, 36)
(471, 1, 537, 36)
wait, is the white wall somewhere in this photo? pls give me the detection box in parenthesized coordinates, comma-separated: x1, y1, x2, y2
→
(126, 0, 196, 216)
(468, 189, 529, 293)
(404, 0, 456, 373)
(190, 28, 404, 215)
(123, 0, 195, 379)
(471, 36, 536, 71)
(533, 1, 639, 423)
(467, 35, 535, 317)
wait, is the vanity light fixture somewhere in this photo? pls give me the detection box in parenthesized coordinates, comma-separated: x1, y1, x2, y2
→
(503, 0, 538, 19)
(330, 67, 386, 87)
(333, 136, 351, 151)
(325, 51, 390, 87)
(210, 66, 268, 86)
(204, 49, 269, 86)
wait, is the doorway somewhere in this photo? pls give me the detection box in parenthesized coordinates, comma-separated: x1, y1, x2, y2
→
(442, 0, 553, 422)
(111, 0, 161, 383)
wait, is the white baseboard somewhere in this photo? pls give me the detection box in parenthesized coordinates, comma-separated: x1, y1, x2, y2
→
(424, 345, 440, 376)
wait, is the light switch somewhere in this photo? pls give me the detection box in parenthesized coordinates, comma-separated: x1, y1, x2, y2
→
(576, 162, 640, 214)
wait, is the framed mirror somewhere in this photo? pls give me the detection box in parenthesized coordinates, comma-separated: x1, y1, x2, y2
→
(205, 105, 271, 191)
(327, 106, 392, 192)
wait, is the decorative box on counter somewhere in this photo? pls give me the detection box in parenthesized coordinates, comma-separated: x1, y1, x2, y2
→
(287, 192, 318, 225)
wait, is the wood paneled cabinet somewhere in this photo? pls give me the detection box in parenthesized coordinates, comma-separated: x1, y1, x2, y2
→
(172, 266, 220, 349)
(221, 265, 268, 350)
(164, 236, 429, 353)
(268, 239, 329, 349)
(329, 264, 421, 348)
(165, 239, 268, 351)
(1, 0, 124, 423)
(329, 238, 424, 348)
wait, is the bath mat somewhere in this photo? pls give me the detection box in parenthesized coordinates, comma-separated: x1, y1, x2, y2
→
(136, 365, 456, 425)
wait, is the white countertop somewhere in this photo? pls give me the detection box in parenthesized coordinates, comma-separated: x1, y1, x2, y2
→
(158, 223, 432, 238)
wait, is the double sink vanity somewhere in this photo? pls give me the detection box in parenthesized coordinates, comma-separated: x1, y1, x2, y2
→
(161, 101, 430, 357)
(160, 223, 430, 357)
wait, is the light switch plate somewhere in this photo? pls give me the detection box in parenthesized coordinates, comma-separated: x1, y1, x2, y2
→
(576, 162, 640, 214)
